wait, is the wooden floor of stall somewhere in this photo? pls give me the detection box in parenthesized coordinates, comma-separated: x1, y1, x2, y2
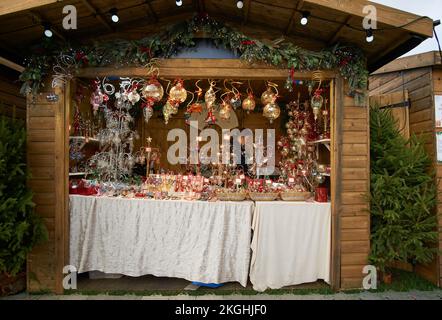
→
(76, 274, 329, 293)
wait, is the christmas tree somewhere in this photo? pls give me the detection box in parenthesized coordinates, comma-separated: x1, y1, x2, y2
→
(369, 106, 438, 273)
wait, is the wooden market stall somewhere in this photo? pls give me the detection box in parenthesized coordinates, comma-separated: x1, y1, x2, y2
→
(0, 0, 435, 294)
(369, 51, 442, 287)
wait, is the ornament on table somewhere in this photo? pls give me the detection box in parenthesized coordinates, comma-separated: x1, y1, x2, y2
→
(261, 81, 278, 105)
(242, 81, 256, 114)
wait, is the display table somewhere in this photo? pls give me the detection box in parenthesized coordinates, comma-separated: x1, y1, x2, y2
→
(69, 195, 254, 287)
(250, 201, 331, 292)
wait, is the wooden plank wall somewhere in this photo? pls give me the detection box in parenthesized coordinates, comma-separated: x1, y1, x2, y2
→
(433, 68, 442, 287)
(339, 87, 371, 289)
(0, 73, 26, 119)
(26, 87, 67, 293)
(370, 66, 440, 286)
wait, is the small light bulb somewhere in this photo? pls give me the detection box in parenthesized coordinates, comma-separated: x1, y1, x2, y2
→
(237, 1, 244, 9)
(111, 14, 119, 23)
(110, 8, 119, 23)
(176, 0, 183, 6)
(366, 28, 374, 43)
(300, 11, 310, 26)
(44, 29, 53, 38)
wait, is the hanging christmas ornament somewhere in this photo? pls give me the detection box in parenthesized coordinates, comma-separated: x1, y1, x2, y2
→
(262, 83, 280, 123)
(263, 100, 281, 124)
(90, 80, 104, 115)
(205, 80, 218, 108)
(261, 82, 278, 105)
(219, 95, 233, 121)
(205, 110, 216, 125)
(142, 105, 154, 124)
(127, 88, 141, 105)
(168, 79, 187, 104)
(141, 77, 164, 103)
(163, 100, 175, 125)
(311, 88, 324, 120)
(242, 81, 256, 114)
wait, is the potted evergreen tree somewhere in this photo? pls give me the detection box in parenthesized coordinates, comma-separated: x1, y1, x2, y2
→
(369, 106, 438, 283)
(0, 116, 47, 296)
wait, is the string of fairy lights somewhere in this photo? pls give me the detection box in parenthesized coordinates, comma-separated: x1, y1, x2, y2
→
(25, 0, 440, 52)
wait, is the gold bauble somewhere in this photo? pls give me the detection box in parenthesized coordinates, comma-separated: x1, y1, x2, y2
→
(169, 83, 187, 103)
(263, 102, 281, 123)
(219, 102, 232, 120)
(261, 88, 276, 105)
(242, 95, 256, 113)
(142, 80, 164, 102)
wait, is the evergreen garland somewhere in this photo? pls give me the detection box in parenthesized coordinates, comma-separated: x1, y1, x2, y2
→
(20, 14, 368, 103)
(0, 117, 48, 276)
(369, 106, 438, 272)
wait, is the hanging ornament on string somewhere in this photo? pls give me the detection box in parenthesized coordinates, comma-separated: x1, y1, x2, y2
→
(168, 79, 187, 105)
(311, 70, 325, 121)
(228, 80, 243, 109)
(185, 80, 204, 125)
(219, 93, 233, 121)
(261, 81, 278, 105)
(90, 79, 105, 115)
(262, 82, 281, 124)
(141, 71, 164, 105)
(127, 82, 141, 105)
(242, 80, 256, 114)
(205, 80, 219, 125)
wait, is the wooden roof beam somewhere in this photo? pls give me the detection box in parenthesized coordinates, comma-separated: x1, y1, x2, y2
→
(303, 0, 434, 38)
(285, 0, 304, 35)
(328, 15, 353, 45)
(242, 0, 251, 25)
(0, 0, 59, 16)
(0, 56, 25, 73)
(80, 0, 113, 31)
(143, 0, 158, 23)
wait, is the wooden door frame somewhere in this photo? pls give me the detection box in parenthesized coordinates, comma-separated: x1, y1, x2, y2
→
(58, 59, 344, 292)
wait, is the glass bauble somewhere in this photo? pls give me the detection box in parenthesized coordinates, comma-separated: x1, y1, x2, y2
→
(143, 106, 153, 124)
(219, 102, 232, 120)
(205, 87, 217, 107)
(242, 94, 256, 113)
(261, 88, 276, 105)
(127, 90, 140, 105)
(169, 82, 187, 103)
(263, 102, 281, 123)
(230, 94, 242, 109)
(142, 80, 164, 102)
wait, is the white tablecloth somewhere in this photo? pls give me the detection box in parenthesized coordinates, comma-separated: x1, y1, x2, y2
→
(250, 201, 331, 292)
(69, 195, 254, 287)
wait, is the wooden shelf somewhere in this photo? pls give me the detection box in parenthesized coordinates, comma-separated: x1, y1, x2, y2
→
(70, 136, 99, 142)
(309, 138, 331, 152)
(69, 172, 87, 177)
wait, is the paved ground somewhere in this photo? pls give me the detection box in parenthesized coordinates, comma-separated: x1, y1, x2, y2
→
(2, 290, 442, 300)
